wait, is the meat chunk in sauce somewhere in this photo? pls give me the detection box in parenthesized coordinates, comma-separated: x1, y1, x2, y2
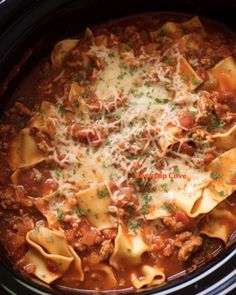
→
(175, 231, 203, 262)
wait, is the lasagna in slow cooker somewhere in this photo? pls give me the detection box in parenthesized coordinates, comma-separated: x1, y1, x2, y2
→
(0, 14, 236, 291)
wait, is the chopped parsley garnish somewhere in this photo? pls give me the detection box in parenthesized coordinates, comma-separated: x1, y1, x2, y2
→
(160, 183, 168, 192)
(78, 110, 84, 117)
(117, 72, 126, 80)
(92, 147, 98, 153)
(97, 188, 109, 198)
(104, 139, 111, 146)
(207, 116, 225, 130)
(109, 173, 116, 180)
(73, 206, 87, 216)
(93, 213, 99, 219)
(189, 137, 196, 143)
(129, 219, 143, 234)
(191, 111, 198, 116)
(182, 74, 189, 81)
(129, 156, 138, 161)
(202, 142, 209, 150)
(144, 81, 151, 87)
(108, 52, 115, 58)
(159, 29, 166, 36)
(51, 134, 58, 141)
(135, 92, 144, 98)
(218, 191, 226, 197)
(163, 202, 172, 212)
(192, 79, 201, 85)
(165, 83, 171, 90)
(115, 112, 121, 120)
(163, 58, 172, 65)
(155, 98, 169, 104)
(58, 104, 66, 116)
(174, 166, 180, 174)
(141, 193, 152, 214)
(218, 120, 225, 128)
(54, 169, 61, 177)
(57, 207, 64, 221)
(171, 102, 181, 110)
(82, 89, 88, 98)
(210, 172, 221, 180)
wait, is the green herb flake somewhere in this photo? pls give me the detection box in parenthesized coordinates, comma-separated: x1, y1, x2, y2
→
(135, 92, 144, 98)
(141, 193, 153, 214)
(97, 188, 109, 198)
(93, 213, 99, 219)
(163, 202, 172, 212)
(117, 72, 126, 80)
(159, 29, 166, 37)
(115, 112, 121, 120)
(82, 89, 88, 98)
(129, 219, 143, 234)
(160, 183, 168, 192)
(155, 98, 169, 104)
(58, 104, 66, 116)
(171, 102, 181, 110)
(182, 74, 189, 81)
(57, 207, 64, 221)
(73, 206, 86, 216)
(192, 79, 201, 85)
(202, 142, 209, 150)
(174, 166, 180, 174)
(210, 172, 221, 180)
(104, 139, 111, 146)
(129, 156, 138, 161)
(54, 169, 61, 178)
(163, 58, 172, 65)
(191, 111, 198, 116)
(109, 173, 116, 180)
(92, 147, 98, 153)
(189, 137, 196, 143)
(218, 191, 226, 197)
(207, 116, 225, 131)
(78, 110, 84, 117)
(144, 81, 151, 87)
(51, 134, 58, 141)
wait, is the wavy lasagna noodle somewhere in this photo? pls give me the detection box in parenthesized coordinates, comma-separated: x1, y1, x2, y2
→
(20, 226, 83, 283)
(0, 14, 236, 292)
(8, 128, 47, 171)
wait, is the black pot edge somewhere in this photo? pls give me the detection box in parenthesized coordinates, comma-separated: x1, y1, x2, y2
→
(0, 1, 236, 294)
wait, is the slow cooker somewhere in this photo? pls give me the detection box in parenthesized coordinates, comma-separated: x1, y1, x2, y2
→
(0, 0, 236, 294)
